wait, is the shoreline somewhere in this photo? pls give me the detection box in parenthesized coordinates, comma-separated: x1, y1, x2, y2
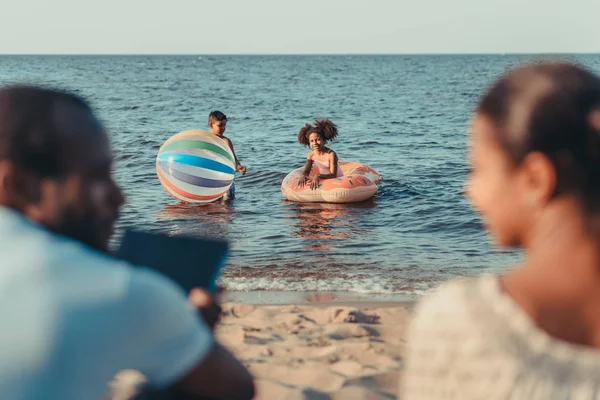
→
(222, 290, 417, 307)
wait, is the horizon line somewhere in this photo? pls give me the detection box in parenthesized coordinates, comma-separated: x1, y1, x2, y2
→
(0, 52, 599, 57)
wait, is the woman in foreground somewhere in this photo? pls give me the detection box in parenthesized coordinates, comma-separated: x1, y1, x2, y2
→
(402, 62, 600, 399)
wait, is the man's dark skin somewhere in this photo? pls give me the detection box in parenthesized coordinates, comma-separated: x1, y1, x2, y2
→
(0, 87, 254, 400)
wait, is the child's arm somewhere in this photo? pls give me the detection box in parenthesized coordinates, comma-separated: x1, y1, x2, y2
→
(298, 151, 314, 187)
(224, 137, 246, 175)
(309, 151, 338, 189)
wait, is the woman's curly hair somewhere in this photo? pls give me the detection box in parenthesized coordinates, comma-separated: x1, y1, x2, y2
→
(297, 119, 339, 146)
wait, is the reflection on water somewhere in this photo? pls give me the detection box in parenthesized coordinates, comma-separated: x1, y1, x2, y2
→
(156, 201, 235, 240)
(289, 200, 377, 251)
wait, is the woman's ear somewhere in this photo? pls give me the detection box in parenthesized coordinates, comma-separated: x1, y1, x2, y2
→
(518, 152, 557, 207)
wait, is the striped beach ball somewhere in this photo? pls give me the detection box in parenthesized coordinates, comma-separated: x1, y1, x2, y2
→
(156, 130, 235, 203)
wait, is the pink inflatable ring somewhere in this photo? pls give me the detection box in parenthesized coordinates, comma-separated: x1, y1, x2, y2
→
(281, 161, 382, 203)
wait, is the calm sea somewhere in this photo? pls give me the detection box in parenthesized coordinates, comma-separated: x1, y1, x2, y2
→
(2, 54, 599, 296)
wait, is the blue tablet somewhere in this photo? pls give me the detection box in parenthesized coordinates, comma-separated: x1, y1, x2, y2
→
(115, 229, 228, 293)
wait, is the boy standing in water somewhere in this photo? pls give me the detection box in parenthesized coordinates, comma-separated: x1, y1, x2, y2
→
(208, 111, 246, 200)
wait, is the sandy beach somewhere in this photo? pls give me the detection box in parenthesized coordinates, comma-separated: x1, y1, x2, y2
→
(109, 295, 413, 400)
(217, 296, 413, 400)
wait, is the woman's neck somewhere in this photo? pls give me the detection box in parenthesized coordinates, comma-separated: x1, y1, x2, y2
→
(503, 198, 600, 346)
(525, 199, 600, 275)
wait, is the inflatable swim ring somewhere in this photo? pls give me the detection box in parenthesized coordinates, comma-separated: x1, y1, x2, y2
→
(156, 130, 235, 203)
(281, 161, 381, 203)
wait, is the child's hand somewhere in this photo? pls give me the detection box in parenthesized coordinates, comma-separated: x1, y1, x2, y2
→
(298, 174, 308, 187)
(309, 175, 320, 190)
(236, 164, 246, 175)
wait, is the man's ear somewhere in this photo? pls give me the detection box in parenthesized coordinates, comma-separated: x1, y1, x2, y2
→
(0, 160, 42, 211)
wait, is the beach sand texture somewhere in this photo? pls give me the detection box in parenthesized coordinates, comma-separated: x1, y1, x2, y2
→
(218, 302, 411, 399)
(109, 301, 413, 399)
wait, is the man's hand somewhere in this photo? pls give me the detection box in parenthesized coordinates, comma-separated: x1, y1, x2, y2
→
(188, 288, 221, 331)
(236, 164, 246, 175)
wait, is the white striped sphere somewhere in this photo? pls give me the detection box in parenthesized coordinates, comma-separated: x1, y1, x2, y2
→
(156, 130, 235, 203)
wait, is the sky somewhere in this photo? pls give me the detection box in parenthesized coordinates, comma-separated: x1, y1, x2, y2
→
(0, 0, 598, 54)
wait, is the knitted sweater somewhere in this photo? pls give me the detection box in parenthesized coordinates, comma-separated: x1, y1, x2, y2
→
(401, 274, 600, 400)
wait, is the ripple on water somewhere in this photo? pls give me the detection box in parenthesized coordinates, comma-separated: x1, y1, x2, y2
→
(3, 54, 587, 294)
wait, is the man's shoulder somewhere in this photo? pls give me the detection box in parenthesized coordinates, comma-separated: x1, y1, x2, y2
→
(42, 231, 126, 275)
(47, 233, 196, 328)
(0, 210, 189, 309)
(0, 213, 122, 276)
(9, 221, 176, 301)
(52, 237, 188, 304)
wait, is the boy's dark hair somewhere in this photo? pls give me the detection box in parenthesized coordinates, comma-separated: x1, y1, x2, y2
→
(208, 110, 227, 126)
(0, 85, 92, 178)
(297, 119, 339, 147)
(477, 62, 600, 212)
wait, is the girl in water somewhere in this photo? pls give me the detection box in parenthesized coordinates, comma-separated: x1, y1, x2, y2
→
(297, 119, 343, 190)
(402, 62, 600, 399)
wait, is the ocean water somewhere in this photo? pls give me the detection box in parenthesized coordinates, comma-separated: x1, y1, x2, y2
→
(2, 54, 599, 297)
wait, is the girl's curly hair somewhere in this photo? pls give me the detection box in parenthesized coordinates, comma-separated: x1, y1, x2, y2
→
(297, 119, 339, 146)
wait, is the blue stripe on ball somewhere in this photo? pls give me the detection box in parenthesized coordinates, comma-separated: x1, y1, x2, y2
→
(158, 160, 231, 188)
(157, 153, 235, 175)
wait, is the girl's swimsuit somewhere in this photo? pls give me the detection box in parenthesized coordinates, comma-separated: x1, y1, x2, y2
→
(312, 151, 344, 177)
